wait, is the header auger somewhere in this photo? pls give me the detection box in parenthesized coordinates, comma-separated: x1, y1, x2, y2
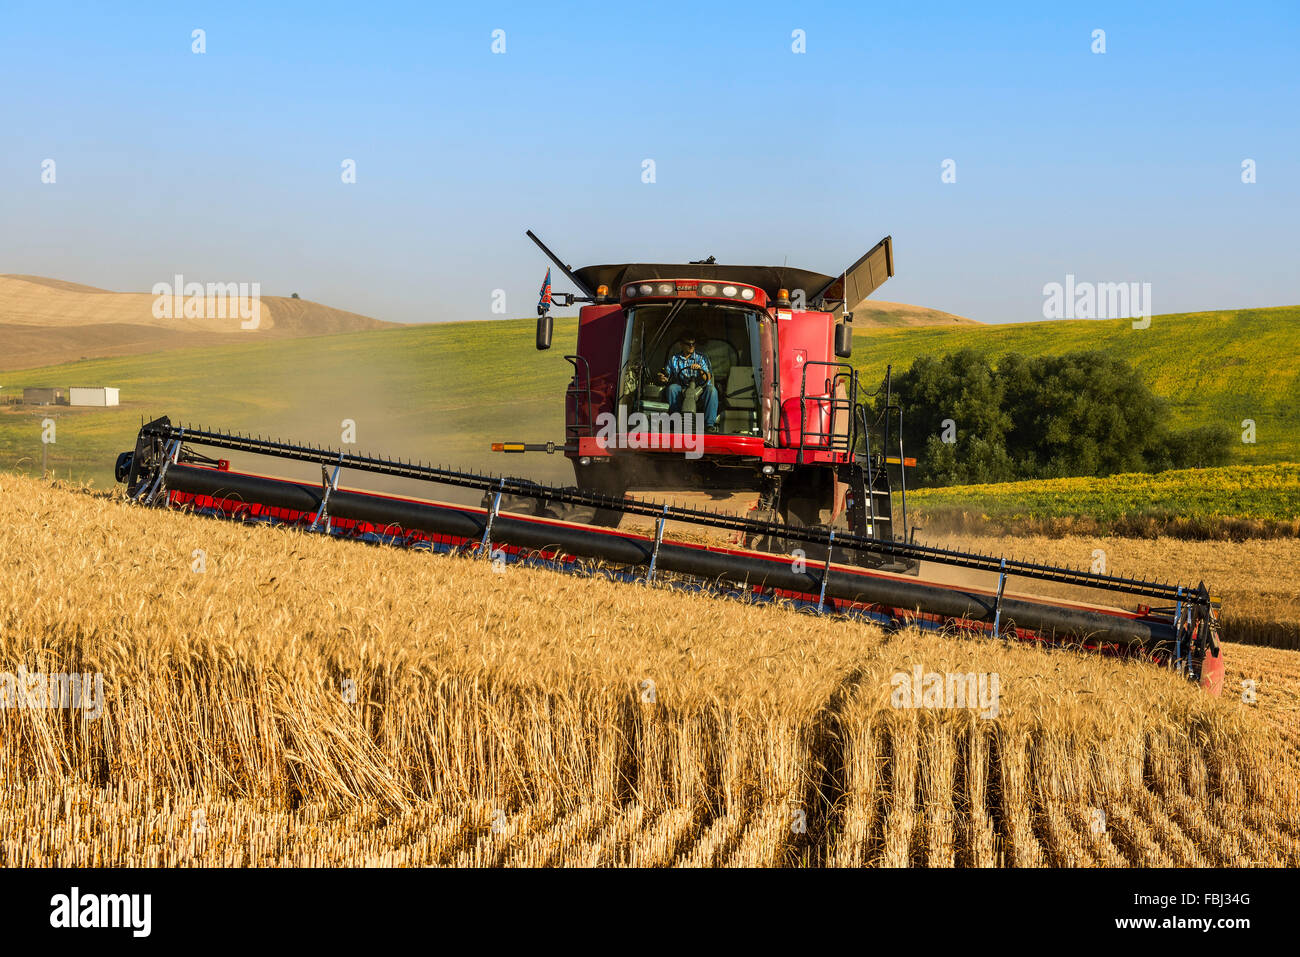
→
(113, 230, 1224, 694)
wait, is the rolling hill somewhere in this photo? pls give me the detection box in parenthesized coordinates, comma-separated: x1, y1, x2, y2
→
(0, 273, 397, 370)
(847, 300, 977, 328)
(1, 305, 1296, 494)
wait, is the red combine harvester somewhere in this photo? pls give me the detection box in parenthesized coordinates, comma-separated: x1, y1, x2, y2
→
(113, 231, 1225, 694)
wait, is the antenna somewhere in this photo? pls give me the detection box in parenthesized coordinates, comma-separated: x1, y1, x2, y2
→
(525, 230, 596, 298)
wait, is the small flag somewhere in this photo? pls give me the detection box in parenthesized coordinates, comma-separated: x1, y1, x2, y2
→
(537, 268, 552, 314)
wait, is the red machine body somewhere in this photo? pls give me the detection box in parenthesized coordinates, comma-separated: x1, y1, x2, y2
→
(514, 232, 900, 541)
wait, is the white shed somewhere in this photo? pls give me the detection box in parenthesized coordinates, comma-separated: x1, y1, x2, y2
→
(69, 387, 120, 407)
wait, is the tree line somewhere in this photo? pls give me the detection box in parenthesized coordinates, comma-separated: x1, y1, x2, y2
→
(873, 349, 1233, 486)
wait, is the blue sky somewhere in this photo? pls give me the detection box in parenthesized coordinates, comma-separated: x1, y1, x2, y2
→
(2, 0, 1296, 324)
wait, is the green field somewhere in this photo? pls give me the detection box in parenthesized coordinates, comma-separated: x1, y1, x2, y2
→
(908, 463, 1300, 537)
(3, 305, 1298, 501)
(850, 305, 1300, 465)
(0, 319, 581, 490)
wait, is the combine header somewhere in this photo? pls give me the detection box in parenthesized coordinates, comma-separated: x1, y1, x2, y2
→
(113, 232, 1225, 694)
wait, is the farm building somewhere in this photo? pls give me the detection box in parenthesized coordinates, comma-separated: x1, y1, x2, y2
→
(69, 387, 121, 407)
(22, 387, 66, 405)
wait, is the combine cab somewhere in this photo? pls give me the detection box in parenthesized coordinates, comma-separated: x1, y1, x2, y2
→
(112, 231, 1225, 694)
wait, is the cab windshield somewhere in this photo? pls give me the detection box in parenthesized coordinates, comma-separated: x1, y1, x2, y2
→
(618, 301, 771, 436)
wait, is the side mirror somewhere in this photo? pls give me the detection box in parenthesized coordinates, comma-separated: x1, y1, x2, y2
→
(536, 315, 553, 351)
(834, 322, 852, 358)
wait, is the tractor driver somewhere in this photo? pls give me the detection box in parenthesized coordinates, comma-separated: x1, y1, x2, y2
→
(657, 333, 719, 433)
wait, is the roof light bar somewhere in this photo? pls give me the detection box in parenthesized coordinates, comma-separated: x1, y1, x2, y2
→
(621, 281, 765, 304)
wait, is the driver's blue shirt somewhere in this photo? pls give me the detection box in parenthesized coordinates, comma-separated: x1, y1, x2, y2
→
(665, 350, 712, 385)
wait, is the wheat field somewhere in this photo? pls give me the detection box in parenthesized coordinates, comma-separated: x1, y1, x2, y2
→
(932, 533, 1300, 650)
(1, 473, 1297, 867)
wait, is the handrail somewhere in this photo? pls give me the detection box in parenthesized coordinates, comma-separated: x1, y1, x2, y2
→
(564, 354, 595, 440)
(797, 360, 856, 461)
